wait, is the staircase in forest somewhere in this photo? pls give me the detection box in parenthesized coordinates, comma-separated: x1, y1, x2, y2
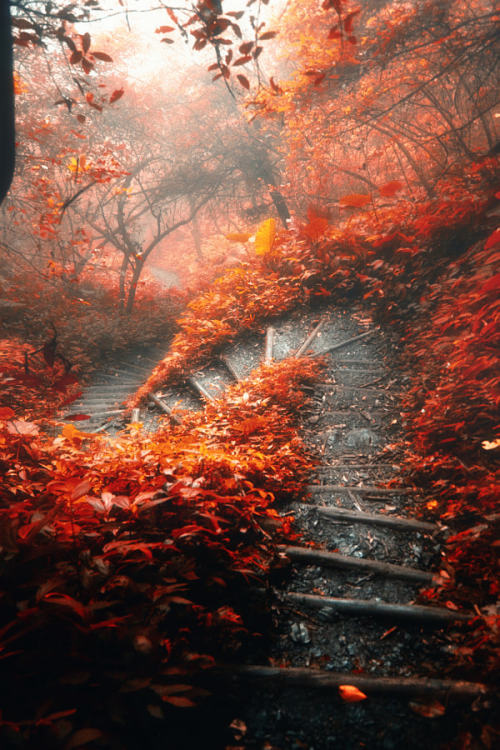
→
(64, 306, 486, 749)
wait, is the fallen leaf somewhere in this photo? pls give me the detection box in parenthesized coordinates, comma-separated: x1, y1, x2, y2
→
(338, 684, 367, 702)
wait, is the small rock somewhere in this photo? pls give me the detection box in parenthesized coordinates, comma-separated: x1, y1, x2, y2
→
(318, 606, 335, 621)
(345, 428, 381, 449)
(290, 622, 311, 644)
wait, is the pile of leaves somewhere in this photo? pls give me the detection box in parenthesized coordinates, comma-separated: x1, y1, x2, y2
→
(0, 356, 322, 747)
(398, 231, 500, 683)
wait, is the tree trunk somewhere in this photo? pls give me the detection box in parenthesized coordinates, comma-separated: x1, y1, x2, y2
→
(124, 258, 144, 315)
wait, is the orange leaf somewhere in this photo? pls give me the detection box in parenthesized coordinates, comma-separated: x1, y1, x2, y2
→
(409, 700, 446, 718)
(339, 193, 371, 208)
(254, 218, 276, 256)
(225, 232, 251, 242)
(338, 684, 367, 702)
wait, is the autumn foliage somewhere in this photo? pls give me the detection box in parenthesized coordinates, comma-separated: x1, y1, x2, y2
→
(0, 356, 321, 745)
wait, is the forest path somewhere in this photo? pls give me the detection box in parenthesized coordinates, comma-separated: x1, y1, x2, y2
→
(63, 305, 482, 749)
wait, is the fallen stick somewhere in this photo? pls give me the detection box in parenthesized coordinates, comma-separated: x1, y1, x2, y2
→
(307, 484, 415, 496)
(313, 329, 377, 357)
(296, 503, 437, 533)
(188, 376, 215, 402)
(320, 505, 435, 532)
(317, 384, 397, 396)
(211, 665, 487, 699)
(294, 318, 324, 357)
(264, 326, 275, 362)
(131, 408, 140, 423)
(280, 545, 434, 583)
(330, 360, 385, 367)
(149, 393, 182, 425)
(90, 417, 119, 434)
(278, 590, 471, 623)
(219, 355, 240, 381)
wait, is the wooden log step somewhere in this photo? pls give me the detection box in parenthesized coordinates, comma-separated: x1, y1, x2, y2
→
(188, 376, 215, 402)
(213, 665, 487, 699)
(149, 393, 182, 425)
(85, 383, 139, 391)
(315, 463, 400, 470)
(317, 384, 398, 395)
(313, 329, 377, 357)
(219, 355, 240, 381)
(72, 398, 126, 406)
(330, 360, 387, 367)
(294, 318, 324, 358)
(308, 484, 415, 496)
(277, 591, 470, 623)
(280, 546, 434, 583)
(264, 326, 275, 362)
(299, 504, 437, 533)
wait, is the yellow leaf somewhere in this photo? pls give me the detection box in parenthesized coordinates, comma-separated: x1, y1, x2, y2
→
(225, 232, 252, 242)
(338, 685, 367, 702)
(254, 217, 276, 256)
(482, 439, 500, 450)
(62, 423, 84, 439)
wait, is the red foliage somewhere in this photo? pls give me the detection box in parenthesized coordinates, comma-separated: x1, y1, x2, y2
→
(0, 356, 321, 742)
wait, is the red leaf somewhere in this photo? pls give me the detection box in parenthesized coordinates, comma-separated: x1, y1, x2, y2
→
(76, 114, 86, 123)
(239, 41, 253, 55)
(71, 478, 92, 500)
(42, 593, 86, 619)
(0, 406, 15, 419)
(65, 728, 103, 749)
(109, 88, 124, 104)
(233, 55, 252, 66)
(237, 74, 250, 90)
(259, 31, 277, 41)
(484, 228, 500, 250)
(339, 193, 371, 208)
(162, 695, 196, 708)
(379, 180, 404, 197)
(92, 51, 113, 62)
(81, 58, 94, 74)
(69, 50, 82, 65)
(81, 33, 91, 54)
(155, 26, 175, 33)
